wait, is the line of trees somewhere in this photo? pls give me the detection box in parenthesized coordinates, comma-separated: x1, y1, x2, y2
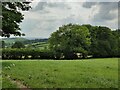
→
(1, 2, 119, 60)
(49, 24, 120, 59)
(83, 24, 119, 58)
(1, 24, 120, 60)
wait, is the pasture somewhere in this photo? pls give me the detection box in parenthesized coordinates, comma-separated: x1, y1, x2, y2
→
(2, 58, 118, 88)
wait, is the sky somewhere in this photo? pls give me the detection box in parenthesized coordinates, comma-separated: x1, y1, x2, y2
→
(20, 0, 119, 38)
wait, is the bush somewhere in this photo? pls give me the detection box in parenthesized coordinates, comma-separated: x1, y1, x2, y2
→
(1, 48, 54, 60)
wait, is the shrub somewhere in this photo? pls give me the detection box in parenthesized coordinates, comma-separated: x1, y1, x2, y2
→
(2, 48, 54, 60)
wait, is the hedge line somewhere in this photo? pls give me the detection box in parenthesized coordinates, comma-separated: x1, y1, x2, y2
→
(1, 48, 119, 60)
(1, 48, 54, 59)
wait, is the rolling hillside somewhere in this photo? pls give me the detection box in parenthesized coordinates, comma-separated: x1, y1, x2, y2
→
(1, 37, 48, 48)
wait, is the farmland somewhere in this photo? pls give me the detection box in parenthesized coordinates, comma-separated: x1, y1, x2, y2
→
(2, 58, 118, 88)
(1, 1, 120, 89)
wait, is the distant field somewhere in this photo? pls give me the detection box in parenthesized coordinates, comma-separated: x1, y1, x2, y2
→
(2, 58, 118, 88)
(26, 42, 49, 49)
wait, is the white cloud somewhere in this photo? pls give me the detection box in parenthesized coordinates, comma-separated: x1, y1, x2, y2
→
(20, 1, 118, 38)
(86, 0, 119, 2)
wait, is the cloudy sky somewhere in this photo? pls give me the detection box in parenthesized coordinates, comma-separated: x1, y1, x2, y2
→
(20, 0, 119, 38)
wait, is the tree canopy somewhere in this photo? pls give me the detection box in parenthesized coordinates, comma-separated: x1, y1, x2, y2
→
(0, 2, 2, 30)
(49, 24, 119, 59)
(49, 24, 91, 59)
(1, 2, 31, 37)
(12, 41, 25, 48)
(83, 24, 119, 57)
(1, 24, 119, 59)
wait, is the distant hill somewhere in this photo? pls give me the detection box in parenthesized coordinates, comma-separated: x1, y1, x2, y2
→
(1, 37, 48, 48)
(23, 38, 48, 44)
(2, 37, 28, 44)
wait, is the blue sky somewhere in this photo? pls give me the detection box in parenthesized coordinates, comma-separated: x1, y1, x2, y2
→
(19, 0, 119, 38)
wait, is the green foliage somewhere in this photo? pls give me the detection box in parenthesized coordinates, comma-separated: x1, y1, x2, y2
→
(1, 2, 31, 37)
(1, 24, 120, 59)
(1, 38, 48, 48)
(2, 58, 118, 88)
(112, 30, 120, 57)
(0, 40, 5, 48)
(2, 48, 54, 59)
(48, 24, 120, 59)
(49, 23, 91, 59)
(12, 41, 25, 48)
(83, 24, 119, 58)
(0, 2, 2, 29)
(26, 42, 49, 50)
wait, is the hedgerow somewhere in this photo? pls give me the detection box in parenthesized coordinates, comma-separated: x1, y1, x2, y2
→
(1, 48, 54, 59)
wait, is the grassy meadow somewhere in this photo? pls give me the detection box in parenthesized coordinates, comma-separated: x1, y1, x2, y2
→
(2, 58, 118, 88)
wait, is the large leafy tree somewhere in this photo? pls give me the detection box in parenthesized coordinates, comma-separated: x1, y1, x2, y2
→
(49, 24, 91, 59)
(0, 2, 2, 29)
(112, 29, 120, 57)
(1, 2, 31, 37)
(83, 24, 118, 58)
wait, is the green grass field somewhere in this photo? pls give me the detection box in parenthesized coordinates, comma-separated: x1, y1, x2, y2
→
(2, 58, 118, 88)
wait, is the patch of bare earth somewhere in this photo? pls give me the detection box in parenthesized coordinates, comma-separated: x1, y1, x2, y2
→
(4, 73, 31, 90)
